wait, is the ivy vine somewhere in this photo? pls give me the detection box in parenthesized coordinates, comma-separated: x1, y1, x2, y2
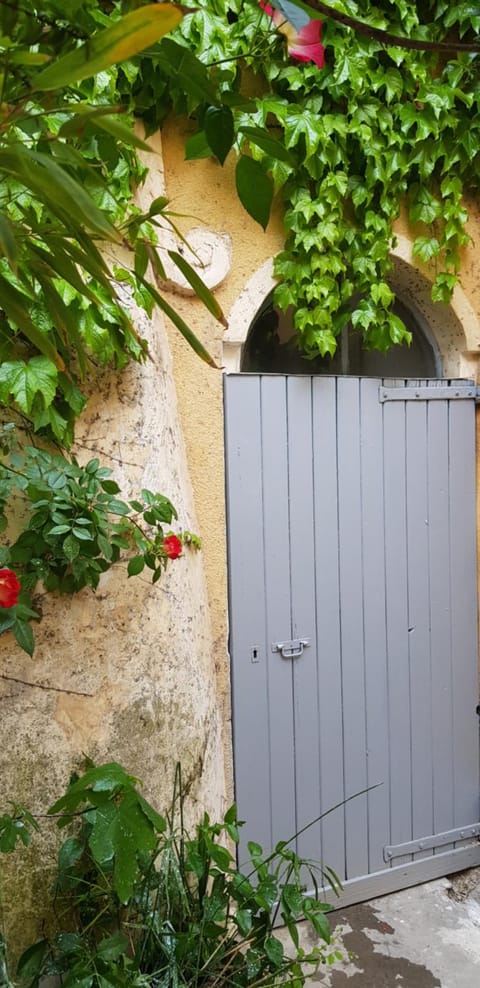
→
(153, 0, 480, 357)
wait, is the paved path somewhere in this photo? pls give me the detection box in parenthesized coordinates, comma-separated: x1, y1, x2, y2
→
(290, 871, 480, 987)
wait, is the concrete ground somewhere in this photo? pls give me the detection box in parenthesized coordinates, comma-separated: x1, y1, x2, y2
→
(292, 869, 480, 987)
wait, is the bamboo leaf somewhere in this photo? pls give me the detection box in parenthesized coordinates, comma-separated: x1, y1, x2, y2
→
(34, 275, 88, 377)
(60, 107, 154, 151)
(34, 5, 184, 91)
(140, 278, 219, 367)
(0, 274, 65, 369)
(0, 146, 122, 243)
(168, 250, 227, 326)
(0, 214, 17, 271)
(89, 115, 155, 151)
(28, 242, 99, 305)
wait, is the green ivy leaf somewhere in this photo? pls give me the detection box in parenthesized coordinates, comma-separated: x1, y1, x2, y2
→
(0, 357, 58, 415)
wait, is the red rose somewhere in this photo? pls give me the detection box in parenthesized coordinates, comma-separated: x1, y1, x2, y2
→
(0, 568, 20, 608)
(162, 535, 182, 560)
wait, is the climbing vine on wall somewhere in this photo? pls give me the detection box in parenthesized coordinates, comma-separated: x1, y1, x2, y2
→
(153, 0, 480, 357)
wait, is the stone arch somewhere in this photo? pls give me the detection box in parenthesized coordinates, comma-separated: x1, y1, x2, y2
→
(223, 235, 480, 379)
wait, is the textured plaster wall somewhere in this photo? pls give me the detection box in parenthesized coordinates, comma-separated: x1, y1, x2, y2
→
(0, 132, 228, 958)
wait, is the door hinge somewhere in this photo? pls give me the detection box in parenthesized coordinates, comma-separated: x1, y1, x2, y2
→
(271, 638, 310, 659)
(379, 384, 477, 403)
(384, 822, 480, 861)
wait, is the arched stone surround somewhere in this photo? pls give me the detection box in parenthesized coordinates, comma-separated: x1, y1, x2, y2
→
(223, 235, 480, 380)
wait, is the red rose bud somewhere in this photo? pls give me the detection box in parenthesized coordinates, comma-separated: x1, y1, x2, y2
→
(162, 534, 183, 560)
(0, 568, 20, 608)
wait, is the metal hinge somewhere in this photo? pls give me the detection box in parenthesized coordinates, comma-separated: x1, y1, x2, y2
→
(271, 638, 310, 659)
(384, 822, 480, 862)
(379, 384, 477, 403)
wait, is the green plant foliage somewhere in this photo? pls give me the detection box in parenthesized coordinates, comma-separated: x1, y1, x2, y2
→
(0, 425, 196, 655)
(9, 761, 344, 988)
(0, 1, 223, 445)
(0, 807, 39, 853)
(136, 0, 480, 357)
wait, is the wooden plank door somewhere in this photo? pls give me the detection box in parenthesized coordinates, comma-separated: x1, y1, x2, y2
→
(224, 375, 480, 906)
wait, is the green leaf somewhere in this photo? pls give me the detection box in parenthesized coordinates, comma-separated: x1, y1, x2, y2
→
(96, 932, 129, 961)
(0, 275, 64, 368)
(0, 357, 58, 415)
(156, 39, 217, 105)
(0, 146, 122, 244)
(63, 533, 80, 562)
(101, 480, 121, 495)
(235, 157, 273, 230)
(240, 127, 296, 165)
(0, 214, 17, 271)
(49, 762, 137, 819)
(168, 251, 227, 326)
(80, 113, 155, 152)
(136, 793, 166, 833)
(235, 909, 252, 934)
(204, 105, 235, 165)
(58, 836, 84, 875)
(127, 555, 145, 576)
(13, 619, 35, 656)
(409, 187, 442, 225)
(108, 499, 130, 516)
(264, 936, 284, 967)
(185, 130, 212, 160)
(224, 803, 237, 824)
(140, 278, 219, 367)
(16, 940, 49, 981)
(412, 236, 441, 262)
(34, 4, 184, 90)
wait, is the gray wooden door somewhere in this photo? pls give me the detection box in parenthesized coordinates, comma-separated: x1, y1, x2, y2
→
(224, 375, 480, 907)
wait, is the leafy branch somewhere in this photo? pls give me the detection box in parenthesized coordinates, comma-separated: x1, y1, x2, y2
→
(0, 425, 198, 656)
(1, 760, 345, 987)
(162, 0, 480, 356)
(0, 2, 224, 446)
(291, 0, 480, 51)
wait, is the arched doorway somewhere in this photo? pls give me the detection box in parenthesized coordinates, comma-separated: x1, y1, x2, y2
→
(224, 255, 480, 907)
(241, 293, 442, 377)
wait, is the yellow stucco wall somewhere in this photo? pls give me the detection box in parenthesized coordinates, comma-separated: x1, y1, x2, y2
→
(160, 116, 287, 796)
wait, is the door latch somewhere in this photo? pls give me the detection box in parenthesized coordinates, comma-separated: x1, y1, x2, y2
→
(271, 638, 310, 659)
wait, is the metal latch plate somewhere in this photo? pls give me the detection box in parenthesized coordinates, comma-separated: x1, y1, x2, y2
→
(271, 638, 310, 659)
